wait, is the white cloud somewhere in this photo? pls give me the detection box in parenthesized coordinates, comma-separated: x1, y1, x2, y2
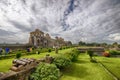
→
(108, 33, 120, 41)
(0, 0, 120, 43)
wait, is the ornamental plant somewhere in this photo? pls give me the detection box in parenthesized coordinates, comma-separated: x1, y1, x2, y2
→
(102, 52, 110, 57)
(30, 63, 60, 80)
(48, 48, 52, 53)
(65, 49, 80, 62)
(87, 50, 94, 60)
(53, 54, 71, 69)
(16, 52, 21, 59)
(109, 50, 120, 55)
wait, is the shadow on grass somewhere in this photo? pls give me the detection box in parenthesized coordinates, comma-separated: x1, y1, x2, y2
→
(74, 59, 89, 64)
(61, 63, 89, 78)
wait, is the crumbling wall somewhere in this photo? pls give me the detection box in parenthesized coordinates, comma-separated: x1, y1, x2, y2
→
(0, 55, 54, 80)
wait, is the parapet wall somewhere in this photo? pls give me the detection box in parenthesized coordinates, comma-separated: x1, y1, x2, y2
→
(0, 55, 54, 80)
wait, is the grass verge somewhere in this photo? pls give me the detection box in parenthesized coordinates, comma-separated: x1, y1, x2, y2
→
(60, 54, 114, 80)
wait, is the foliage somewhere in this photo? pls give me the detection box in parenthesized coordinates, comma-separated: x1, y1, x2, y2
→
(41, 48, 49, 53)
(112, 42, 118, 47)
(26, 50, 36, 55)
(16, 52, 21, 59)
(48, 48, 52, 53)
(59, 47, 62, 50)
(38, 51, 40, 54)
(79, 41, 86, 46)
(102, 52, 110, 57)
(86, 50, 97, 62)
(0, 54, 16, 60)
(78, 41, 103, 46)
(55, 48, 59, 54)
(30, 63, 60, 80)
(87, 50, 94, 59)
(65, 49, 80, 62)
(53, 54, 71, 69)
(109, 50, 120, 55)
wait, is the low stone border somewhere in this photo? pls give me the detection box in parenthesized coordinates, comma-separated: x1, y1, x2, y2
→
(0, 54, 54, 80)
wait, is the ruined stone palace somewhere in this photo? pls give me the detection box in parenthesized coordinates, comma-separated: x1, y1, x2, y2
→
(29, 29, 72, 47)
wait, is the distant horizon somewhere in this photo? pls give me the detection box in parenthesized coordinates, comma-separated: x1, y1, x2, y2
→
(0, 41, 119, 45)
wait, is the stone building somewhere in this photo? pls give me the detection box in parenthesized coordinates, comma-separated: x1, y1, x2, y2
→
(29, 29, 72, 48)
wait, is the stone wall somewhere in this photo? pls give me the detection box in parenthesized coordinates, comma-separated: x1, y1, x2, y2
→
(0, 55, 54, 80)
(0, 68, 35, 80)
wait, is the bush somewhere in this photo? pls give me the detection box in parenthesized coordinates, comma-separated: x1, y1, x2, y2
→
(87, 50, 94, 59)
(0, 54, 16, 60)
(38, 48, 50, 53)
(38, 51, 40, 54)
(65, 49, 80, 62)
(53, 54, 71, 69)
(30, 63, 60, 80)
(16, 52, 21, 59)
(102, 52, 110, 57)
(26, 50, 36, 55)
(59, 47, 62, 50)
(48, 49, 52, 53)
(109, 50, 120, 55)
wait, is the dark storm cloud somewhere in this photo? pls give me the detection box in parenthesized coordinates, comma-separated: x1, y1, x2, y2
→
(8, 20, 32, 32)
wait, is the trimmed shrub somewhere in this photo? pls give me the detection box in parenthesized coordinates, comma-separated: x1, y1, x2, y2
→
(53, 54, 71, 69)
(26, 50, 36, 55)
(48, 49, 52, 53)
(41, 48, 49, 53)
(0, 54, 16, 60)
(59, 47, 62, 50)
(30, 63, 60, 80)
(87, 50, 94, 59)
(55, 48, 59, 54)
(109, 50, 120, 55)
(38, 51, 40, 54)
(16, 52, 21, 59)
(65, 49, 80, 62)
(102, 52, 110, 57)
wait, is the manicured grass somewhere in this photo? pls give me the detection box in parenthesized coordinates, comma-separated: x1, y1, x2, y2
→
(96, 56, 120, 79)
(60, 54, 114, 80)
(0, 48, 73, 72)
(1, 48, 119, 80)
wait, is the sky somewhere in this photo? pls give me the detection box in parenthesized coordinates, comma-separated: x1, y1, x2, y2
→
(0, 0, 120, 44)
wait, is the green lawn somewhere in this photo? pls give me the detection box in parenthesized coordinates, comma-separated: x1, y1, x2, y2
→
(0, 48, 73, 72)
(60, 54, 114, 80)
(1, 48, 120, 80)
(96, 56, 120, 79)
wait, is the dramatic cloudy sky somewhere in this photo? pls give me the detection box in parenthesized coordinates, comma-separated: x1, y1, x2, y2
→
(0, 0, 120, 44)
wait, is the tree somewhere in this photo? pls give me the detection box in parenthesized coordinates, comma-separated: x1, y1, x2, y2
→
(101, 43, 108, 47)
(112, 42, 118, 48)
(78, 41, 86, 46)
